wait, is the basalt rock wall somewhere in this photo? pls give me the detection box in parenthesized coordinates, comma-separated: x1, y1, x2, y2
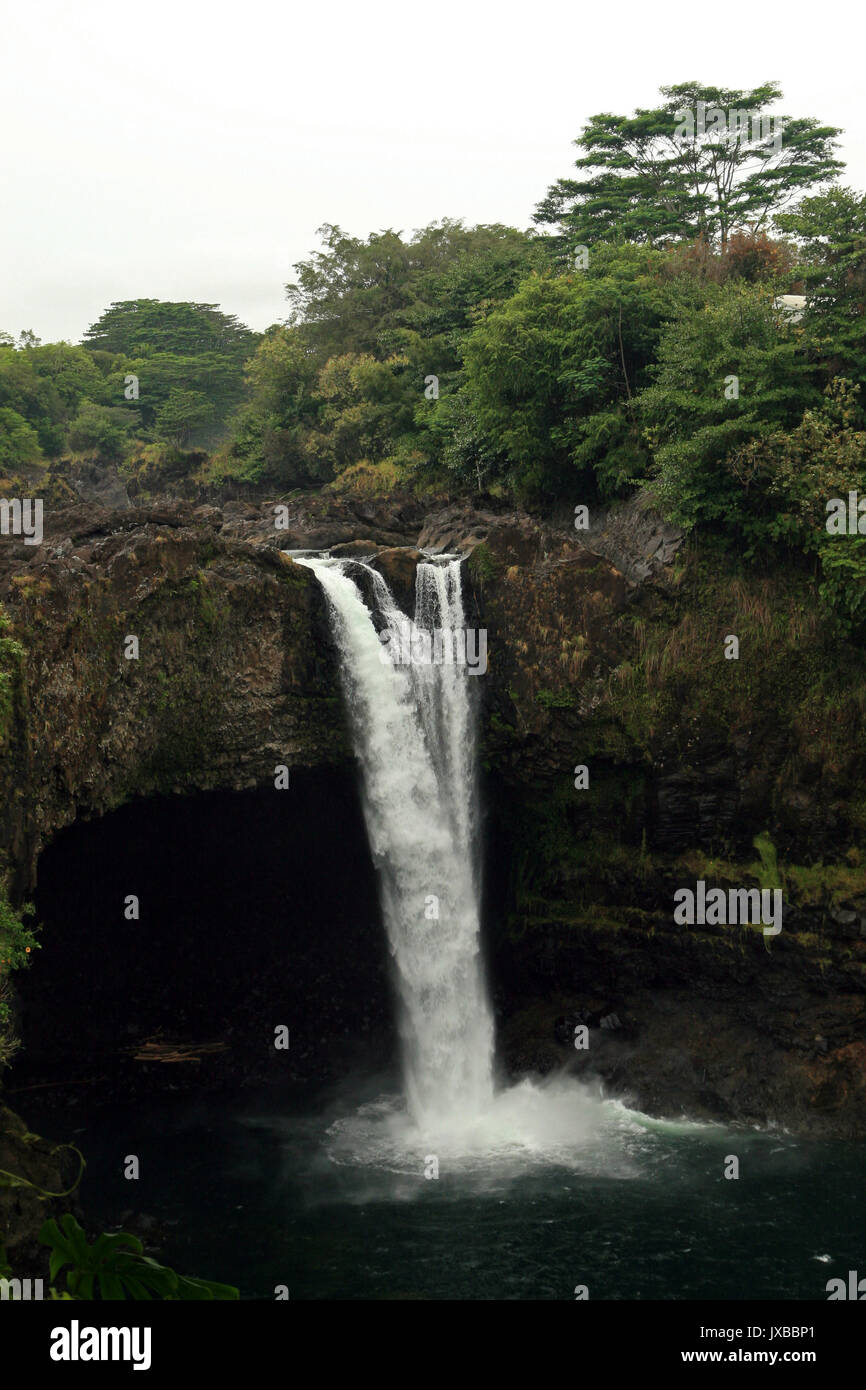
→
(0, 490, 864, 1135)
(0, 502, 352, 896)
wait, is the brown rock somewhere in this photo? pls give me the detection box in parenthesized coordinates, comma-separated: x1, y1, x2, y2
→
(329, 540, 383, 558)
(370, 547, 424, 615)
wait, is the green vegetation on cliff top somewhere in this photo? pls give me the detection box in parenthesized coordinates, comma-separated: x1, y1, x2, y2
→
(2, 81, 864, 627)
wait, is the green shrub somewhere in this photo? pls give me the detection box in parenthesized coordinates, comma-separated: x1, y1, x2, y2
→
(40, 1214, 239, 1301)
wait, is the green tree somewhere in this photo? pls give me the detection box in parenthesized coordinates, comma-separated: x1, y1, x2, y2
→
(218, 326, 323, 485)
(82, 300, 257, 360)
(154, 389, 216, 448)
(724, 380, 866, 625)
(775, 187, 866, 395)
(306, 352, 417, 476)
(285, 220, 541, 363)
(223, 221, 544, 489)
(535, 82, 843, 252)
(287, 225, 417, 359)
(107, 352, 247, 436)
(82, 301, 259, 448)
(68, 403, 131, 462)
(0, 406, 42, 469)
(0, 347, 59, 455)
(30, 343, 108, 411)
(638, 278, 819, 532)
(447, 245, 668, 499)
(0, 342, 115, 458)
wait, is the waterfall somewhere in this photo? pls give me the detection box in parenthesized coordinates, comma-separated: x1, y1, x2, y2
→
(296, 554, 495, 1129)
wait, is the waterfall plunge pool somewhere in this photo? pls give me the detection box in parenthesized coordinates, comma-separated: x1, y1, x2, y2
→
(20, 1073, 865, 1300)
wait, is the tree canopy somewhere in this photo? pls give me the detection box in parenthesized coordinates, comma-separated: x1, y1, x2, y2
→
(82, 300, 257, 360)
(534, 82, 843, 252)
(3, 82, 865, 633)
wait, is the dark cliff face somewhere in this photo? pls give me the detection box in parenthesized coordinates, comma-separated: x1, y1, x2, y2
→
(1, 491, 865, 1139)
(0, 503, 353, 896)
(454, 503, 866, 1137)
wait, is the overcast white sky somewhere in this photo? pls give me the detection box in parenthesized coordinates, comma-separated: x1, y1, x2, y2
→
(2, 0, 863, 344)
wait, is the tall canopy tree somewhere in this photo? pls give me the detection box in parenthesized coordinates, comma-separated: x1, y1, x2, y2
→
(535, 82, 843, 252)
(82, 300, 259, 444)
(82, 300, 258, 361)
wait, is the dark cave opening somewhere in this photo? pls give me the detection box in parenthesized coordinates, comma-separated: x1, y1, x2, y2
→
(11, 771, 397, 1097)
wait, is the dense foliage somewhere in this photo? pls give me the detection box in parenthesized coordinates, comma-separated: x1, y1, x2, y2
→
(0, 887, 38, 1066)
(2, 81, 864, 627)
(0, 301, 260, 480)
(533, 82, 843, 252)
(40, 1214, 239, 1299)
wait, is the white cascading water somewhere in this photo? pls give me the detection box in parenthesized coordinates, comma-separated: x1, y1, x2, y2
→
(296, 554, 495, 1131)
(294, 549, 624, 1172)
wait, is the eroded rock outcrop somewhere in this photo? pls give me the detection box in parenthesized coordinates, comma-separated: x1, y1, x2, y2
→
(464, 506, 866, 1136)
(0, 502, 349, 895)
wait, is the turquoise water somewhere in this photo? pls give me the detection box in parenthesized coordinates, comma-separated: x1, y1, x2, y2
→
(28, 1074, 864, 1301)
